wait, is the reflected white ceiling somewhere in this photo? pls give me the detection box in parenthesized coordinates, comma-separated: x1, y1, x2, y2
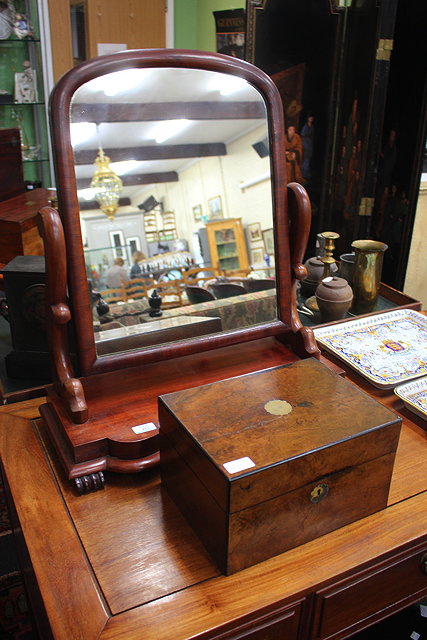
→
(70, 68, 268, 204)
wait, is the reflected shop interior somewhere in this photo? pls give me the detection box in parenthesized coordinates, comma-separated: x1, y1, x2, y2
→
(72, 67, 277, 356)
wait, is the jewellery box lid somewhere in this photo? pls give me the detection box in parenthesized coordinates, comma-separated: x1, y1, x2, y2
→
(158, 358, 401, 513)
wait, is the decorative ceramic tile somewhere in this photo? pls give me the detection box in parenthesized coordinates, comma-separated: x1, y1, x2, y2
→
(394, 376, 427, 420)
(313, 309, 427, 389)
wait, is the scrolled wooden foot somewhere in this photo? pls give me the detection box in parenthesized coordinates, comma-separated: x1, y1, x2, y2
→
(75, 471, 105, 495)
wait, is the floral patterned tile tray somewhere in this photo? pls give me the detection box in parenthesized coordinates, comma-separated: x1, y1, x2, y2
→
(313, 309, 427, 389)
(394, 376, 427, 420)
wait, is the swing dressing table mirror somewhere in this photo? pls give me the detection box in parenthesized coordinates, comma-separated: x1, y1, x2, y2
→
(38, 49, 318, 492)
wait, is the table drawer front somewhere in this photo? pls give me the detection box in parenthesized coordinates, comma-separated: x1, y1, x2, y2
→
(312, 542, 427, 639)
(208, 601, 303, 640)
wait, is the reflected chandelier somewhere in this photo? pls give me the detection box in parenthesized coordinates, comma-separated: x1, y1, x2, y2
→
(90, 147, 123, 221)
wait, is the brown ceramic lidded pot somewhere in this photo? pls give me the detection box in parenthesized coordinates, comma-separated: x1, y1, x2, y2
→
(315, 276, 353, 323)
(301, 256, 338, 296)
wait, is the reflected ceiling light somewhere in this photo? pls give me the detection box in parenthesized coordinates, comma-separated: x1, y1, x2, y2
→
(77, 188, 96, 201)
(210, 75, 248, 96)
(70, 122, 96, 146)
(154, 119, 190, 144)
(110, 159, 139, 175)
(90, 148, 123, 221)
(85, 69, 150, 97)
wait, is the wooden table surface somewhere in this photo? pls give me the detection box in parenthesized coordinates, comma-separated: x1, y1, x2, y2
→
(0, 351, 426, 640)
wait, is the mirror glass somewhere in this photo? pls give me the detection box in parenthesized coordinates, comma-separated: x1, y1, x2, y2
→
(69, 67, 276, 357)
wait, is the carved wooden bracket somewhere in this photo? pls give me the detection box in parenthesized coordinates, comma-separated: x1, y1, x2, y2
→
(287, 182, 320, 359)
(37, 207, 88, 423)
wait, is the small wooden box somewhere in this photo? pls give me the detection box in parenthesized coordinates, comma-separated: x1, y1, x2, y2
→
(159, 358, 401, 574)
(0, 128, 25, 202)
(0, 188, 50, 265)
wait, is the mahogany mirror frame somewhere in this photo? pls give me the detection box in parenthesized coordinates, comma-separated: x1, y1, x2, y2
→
(49, 48, 316, 379)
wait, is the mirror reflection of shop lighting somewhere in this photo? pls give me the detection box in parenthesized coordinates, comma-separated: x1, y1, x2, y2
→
(239, 171, 270, 191)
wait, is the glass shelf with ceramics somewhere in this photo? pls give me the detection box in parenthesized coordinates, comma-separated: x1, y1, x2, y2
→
(0, 0, 51, 187)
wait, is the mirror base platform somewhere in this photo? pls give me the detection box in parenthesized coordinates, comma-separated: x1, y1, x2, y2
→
(37, 339, 342, 494)
(37, 337, 324, 492)
(39, 398, 161, 493)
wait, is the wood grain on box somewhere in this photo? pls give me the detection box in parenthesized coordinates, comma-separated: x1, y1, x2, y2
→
(159, 358, 402, 574)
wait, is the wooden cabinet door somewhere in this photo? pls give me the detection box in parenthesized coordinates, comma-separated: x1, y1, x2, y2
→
(206, 218, 249, 275)
(311, 541, 427, 639)
(86, 0, 166, 58)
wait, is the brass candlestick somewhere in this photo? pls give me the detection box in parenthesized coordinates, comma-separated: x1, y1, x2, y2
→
(319, 231, 339, 279)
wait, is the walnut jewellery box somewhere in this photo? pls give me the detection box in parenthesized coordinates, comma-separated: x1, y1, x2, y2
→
(159, 358, 402, 574)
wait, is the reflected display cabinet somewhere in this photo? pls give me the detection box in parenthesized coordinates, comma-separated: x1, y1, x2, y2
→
(206, 217, 249, 274)
(0, 0, 51, 188)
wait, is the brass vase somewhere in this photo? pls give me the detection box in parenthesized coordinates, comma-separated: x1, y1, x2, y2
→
(350, 240, 388, 315)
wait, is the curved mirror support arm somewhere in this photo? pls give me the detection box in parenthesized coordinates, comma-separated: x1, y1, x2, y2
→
(284, 182, 320, 358)
(37, 207, 89, 423)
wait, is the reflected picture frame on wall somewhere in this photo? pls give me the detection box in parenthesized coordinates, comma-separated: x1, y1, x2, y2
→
(263, 228, 274, 255)
(250, 246, 264, 265)
(208, 195, 223, 219)
(248, 222, 262, 243)
(192, 204, 202, 222)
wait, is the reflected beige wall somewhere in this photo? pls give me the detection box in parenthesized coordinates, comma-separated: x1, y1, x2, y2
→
(130, 124, 273, 245)
(404, 178, 427, 309)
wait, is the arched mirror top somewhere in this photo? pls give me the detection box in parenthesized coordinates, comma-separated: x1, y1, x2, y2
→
(48, 49, 309, 377)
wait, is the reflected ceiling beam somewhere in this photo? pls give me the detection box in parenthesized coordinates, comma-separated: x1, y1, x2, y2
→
(74, 143, 226, 165)
(71, 102, 265, 122)
(79, 197, 131, 210)
(77, 171, 178, 190)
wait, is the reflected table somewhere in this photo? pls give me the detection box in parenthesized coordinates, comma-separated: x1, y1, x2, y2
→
(298, 282, 421, 326)
(95, 314, 222, 355)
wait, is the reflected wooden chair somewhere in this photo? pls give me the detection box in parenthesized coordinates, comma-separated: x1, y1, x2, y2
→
(243, 278, 276, 293)
(124, 278, 149, 300)
(209, 282, 245, 299)
(99, 287, 127, 304)
(221, 268, 251, 278)
(182, 266, 217, 286)
(185, 285, 215, 304)
(151, 280, 184, 308)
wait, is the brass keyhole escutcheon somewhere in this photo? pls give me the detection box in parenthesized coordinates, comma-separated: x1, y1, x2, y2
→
(310, 483, 329, 503)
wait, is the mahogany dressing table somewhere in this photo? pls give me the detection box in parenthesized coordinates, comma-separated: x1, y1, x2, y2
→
(0, 343, 426, 640)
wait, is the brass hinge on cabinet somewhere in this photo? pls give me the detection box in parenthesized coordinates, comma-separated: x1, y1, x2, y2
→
(376, 39, 393, 61)
(358, 197, 375, 216)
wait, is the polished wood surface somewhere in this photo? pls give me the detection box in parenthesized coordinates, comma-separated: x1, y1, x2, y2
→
(0, 128, 25, 203)
(47, 0, 73, 81)
(37, 207, 88, 424)
(47, 0, 166, 82)
(41, 338, 301, 479)
(0, 188, 50, 264)
(85, 0, 166, 59)
(159, 358, 401, 573)
(0, 356, 426, 639)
